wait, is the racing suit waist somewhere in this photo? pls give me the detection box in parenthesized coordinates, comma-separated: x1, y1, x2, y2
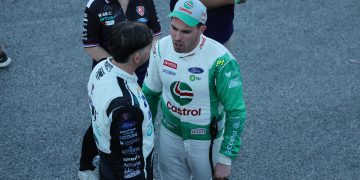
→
(161, 116, 224, 140)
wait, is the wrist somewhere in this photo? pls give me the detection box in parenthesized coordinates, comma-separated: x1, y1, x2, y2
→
(218, 154, 232, 165)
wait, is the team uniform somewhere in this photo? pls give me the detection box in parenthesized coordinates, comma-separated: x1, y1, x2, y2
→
(143, 35, 246, 180)
(88, 58, 155, 179)
(83, 0, 161, 84)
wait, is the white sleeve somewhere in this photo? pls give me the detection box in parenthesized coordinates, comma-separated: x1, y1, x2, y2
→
(143, 40, 162, 92)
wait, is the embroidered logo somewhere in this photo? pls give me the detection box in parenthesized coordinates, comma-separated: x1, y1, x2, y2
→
(163, 60, 177, 69)
(136, 6, 145, 16)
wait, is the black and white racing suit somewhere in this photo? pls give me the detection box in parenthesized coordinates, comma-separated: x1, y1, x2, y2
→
(88, 58, 155, 179)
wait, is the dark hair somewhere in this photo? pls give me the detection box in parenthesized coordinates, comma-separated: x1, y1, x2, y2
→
(108, 21, 153, 63)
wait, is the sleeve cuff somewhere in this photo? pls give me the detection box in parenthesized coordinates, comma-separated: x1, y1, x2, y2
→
(217, 154, 232, 165)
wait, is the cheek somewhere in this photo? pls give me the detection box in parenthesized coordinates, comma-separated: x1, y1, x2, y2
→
(183, 34, 194, 43)
(170, 30, 176, 38)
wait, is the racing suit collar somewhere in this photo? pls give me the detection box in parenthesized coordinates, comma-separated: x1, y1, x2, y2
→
(107, 58, 138, 82)
(173, 34, 205, 59)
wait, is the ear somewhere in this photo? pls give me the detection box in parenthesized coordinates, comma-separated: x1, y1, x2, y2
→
(132, 53, 141, 64)
(200, 25, 206, 33)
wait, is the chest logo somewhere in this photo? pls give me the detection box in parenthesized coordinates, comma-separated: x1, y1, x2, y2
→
(163, 60, 177, 69)
(188, 67, 204, 74)
(170, 81, 193, 106)
(136, 6, 145, 16)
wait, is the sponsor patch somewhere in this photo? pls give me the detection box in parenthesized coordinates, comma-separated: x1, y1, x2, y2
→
(225, 72, 232, 77)
(199, 36, 206, 49)
(188, 67, 204, 74)
(163, 60, 177, 69)
(123, 155, 141, 162)
(167, 101, 201, 116)
(121, 120, 135, 129)
(120, 138, 140, 146)
(189, 75, 201, 81)
(119, 133, 138, 140)
(152, 40, 158, 57)
(216, 59, 225, 67)
(95, 67, 105, 80)
(162, 69, 176, 75)
(122, 146, 141, 155)
(225, 131, 238, 153)
(105, 20, 114, 26)
(136, 17, 148, 23)
(191, 128, 206, 135)
(233, 122, 240, 129)
(119, 127, 136, 135)
(229, 78, 241, 88)
(170, 81, 193, 105)
(136, 6, 145, 16)
(104, 61, 113, 72)
(124, 169, 141, 179)
(123, 161, 141, 168)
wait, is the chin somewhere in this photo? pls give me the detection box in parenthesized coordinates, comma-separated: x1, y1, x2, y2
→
(174, 48, 183, 53)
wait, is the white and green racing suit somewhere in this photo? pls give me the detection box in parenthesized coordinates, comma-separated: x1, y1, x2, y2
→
(143, 35, 246, 180)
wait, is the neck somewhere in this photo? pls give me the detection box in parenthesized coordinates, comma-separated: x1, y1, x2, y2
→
(111, 58, 135, 75)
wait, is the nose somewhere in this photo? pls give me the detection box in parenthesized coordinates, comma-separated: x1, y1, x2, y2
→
(174, 31, 182, 41)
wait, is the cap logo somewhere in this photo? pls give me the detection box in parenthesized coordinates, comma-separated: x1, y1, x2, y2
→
(179, 7, 192, 15)
(184, 1, 194, 9)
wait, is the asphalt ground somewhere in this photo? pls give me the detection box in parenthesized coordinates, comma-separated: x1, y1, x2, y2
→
(0, 0, 359, 179)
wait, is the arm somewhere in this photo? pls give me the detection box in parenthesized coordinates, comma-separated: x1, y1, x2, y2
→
(84, 46, 110, 62)
(214, 53, 246, 177)
(147, 0, 162, 37)
(142, 40, 162, 122)
(83, 5, 109, 61)
(108, 104, 147, 179)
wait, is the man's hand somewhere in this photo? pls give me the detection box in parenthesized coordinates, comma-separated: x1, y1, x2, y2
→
(214, 163, 231, 180)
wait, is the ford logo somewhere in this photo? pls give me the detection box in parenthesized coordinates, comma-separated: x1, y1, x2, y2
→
(188, 67, 204, 74)
(121, 120, 136, 129)
(136, 18, 148, 23)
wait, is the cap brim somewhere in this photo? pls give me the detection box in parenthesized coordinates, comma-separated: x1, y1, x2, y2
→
(168, 11, 199, 27)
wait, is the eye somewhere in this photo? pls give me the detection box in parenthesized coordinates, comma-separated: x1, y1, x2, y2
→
(171, 25, 178, 31)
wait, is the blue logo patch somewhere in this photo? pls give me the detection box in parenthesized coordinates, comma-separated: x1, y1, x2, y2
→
(121, 120, 136, 129)
(136, 18, 148, 23)
(162, 69, 176, 75)
(188, 67, 204, 74)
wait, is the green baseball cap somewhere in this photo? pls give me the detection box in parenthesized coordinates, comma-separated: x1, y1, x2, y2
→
(168, 0, 207, 27)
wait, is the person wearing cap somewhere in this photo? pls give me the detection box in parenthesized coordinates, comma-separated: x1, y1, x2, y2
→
(170, 0, 245, 50)
(87, 21, 155, 180)
(142, 0, 246, 179)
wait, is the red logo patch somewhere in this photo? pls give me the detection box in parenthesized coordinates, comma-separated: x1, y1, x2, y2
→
(163, 60, 177, 69)
(136, 6, 145, 16)
(199, 36, 206, 49)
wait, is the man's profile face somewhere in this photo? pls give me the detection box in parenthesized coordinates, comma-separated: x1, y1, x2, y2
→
(170, 17, 204, 53)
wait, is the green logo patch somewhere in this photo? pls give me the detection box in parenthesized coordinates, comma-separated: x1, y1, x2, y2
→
(170, 81, 193, 106)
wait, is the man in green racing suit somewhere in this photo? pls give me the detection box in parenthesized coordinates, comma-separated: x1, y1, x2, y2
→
(142, 0, 246, 179)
